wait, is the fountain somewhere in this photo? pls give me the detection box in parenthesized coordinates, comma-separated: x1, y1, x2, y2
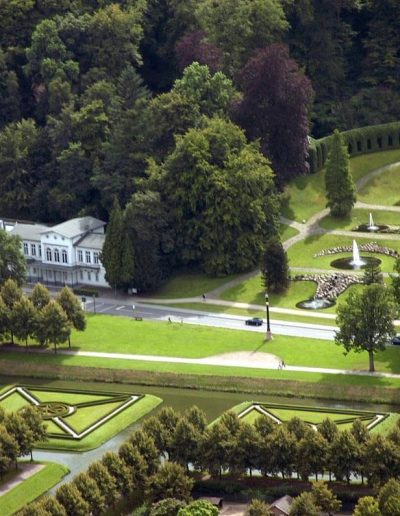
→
(368, 213, 379, 231)
(330, 239, 381, 270)
(353, 212, 388, 233)
(350, 239, 365, 267)
(296, 298, 335, 310)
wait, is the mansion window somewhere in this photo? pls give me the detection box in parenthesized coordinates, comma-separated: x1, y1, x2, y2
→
(94, 252, 99, 264)
(62, 250, 68, 263)
(79, 271, 83, 280)
(38, 245, 42, 257)
(78, 250, 83, 262)
(31, 244, 36, 256)
(23, 243, 28, 255)
(95, 272, 99, 282)
(54, 249, 60, 262)
(46, 248, 52, 261)
(87, 271, 91, 281)
(85, 251, 91, 263)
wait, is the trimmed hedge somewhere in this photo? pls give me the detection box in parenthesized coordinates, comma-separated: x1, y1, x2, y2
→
(309, 121, 400, 173)
(72, 287, 99, 298)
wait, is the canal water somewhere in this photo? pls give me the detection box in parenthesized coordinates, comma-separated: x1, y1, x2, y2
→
(0, 375, 397, 488)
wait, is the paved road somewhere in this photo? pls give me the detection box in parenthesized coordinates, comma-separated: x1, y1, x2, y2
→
(84, 298, 336, 341)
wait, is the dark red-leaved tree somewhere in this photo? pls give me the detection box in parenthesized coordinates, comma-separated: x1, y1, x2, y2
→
(237, 44, 314, 184)
(175, 31, 222, 73)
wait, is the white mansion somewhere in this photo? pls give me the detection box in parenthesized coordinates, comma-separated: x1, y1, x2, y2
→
(3, 216, 109, 288)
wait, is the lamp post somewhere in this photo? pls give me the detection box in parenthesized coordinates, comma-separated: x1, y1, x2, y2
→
(265, 292, 272, 340)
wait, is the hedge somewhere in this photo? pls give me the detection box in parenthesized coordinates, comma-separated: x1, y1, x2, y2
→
(308, 121, 400, 173)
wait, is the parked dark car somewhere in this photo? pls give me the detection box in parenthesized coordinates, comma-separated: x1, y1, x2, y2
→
(245, 317, 263, 326)
(391, 336, 400, 345)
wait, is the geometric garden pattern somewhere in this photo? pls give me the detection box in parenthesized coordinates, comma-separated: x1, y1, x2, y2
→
(0, 385, 142, 441)
(238, 402, 388, 432)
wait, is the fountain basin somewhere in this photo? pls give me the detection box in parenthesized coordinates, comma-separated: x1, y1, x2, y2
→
(296, 298, 335, 310)
(354, 223, 389, 233)
(330, 256, 381, 270)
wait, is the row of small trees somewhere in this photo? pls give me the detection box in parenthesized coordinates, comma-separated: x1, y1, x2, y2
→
(0, 280, 85, 351)
(22, 405, 400, 515)
(22, 408, 206, 516)
(0, 405, 46, 478)
(140, 407, 400, 488)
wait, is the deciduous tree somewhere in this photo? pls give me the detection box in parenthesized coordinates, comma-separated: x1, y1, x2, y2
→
(237, 44, 313, 184)
(147, 462, 194, 502)
(0, 233, 27, 286)
(335, 284, 396, 372)
(56, 483, 90, 516)
(40, 300, 71, 353)
(56, 287, 86, 347)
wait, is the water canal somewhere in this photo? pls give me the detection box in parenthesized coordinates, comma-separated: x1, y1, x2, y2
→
(1, 375, 397, 489)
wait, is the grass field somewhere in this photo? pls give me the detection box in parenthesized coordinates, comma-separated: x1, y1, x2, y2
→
(0, 462, 68, 516)
(359, 163, 400, 205)
(280, 224, 299, 242)
(319, 208, 400, 231)
(281, 149, 400, 222)
(4, 314, 400, 379)
(220, 275, 317, 308)
(0, 384, 162, 451)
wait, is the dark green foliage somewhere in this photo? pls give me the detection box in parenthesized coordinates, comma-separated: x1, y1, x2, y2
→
(363, 265, 384, 285)
(335, 284, 397, 372)
(150, 498, 186, 516)
(246, 499, 272, 516)
(149, 117, 280, 276)
(261, 237, 289, 293)
(0, 232, 27, 286)
(289, 492, 320, 516)
(147, 462, 194, 502)
(56, 483, 91, 516)
(101, 198, 125, 290)
(325, 129, 356, 217)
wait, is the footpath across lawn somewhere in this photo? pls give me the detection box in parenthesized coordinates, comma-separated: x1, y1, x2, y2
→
(0, 462, 68, 516)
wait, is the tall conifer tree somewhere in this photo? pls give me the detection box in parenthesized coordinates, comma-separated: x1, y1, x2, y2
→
(325, 129, 356, 217)
(101, 198, 124, 291)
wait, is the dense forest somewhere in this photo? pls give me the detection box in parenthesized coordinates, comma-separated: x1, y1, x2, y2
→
(0, 0, 399, 289)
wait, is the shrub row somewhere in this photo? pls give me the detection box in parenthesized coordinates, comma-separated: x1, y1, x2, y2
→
(308, 121, 400, 173)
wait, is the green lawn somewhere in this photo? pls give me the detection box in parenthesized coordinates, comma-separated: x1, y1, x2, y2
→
(280, 224, 299, 242)
(0, 384, 162, 451)
(6, 314, 400, 376)
(220, 274, 317, 309)
(0, 462, 68, 516)
(144, 271, 238, 299)
(281, 149, 400, 222)
(359, 163, 400, 205)
(319, 208, 400, 231)
(287, 233, 399, 272)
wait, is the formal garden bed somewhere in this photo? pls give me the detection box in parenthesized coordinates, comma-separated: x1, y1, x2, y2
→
(224, 401, 394, 433)
(0, 384, 162, 451)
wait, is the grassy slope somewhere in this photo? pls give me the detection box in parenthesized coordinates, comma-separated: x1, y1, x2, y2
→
(3, 350, 400, 388)
(359, 163, 400, 205)
(145, 272, 238, 299)
(0, 462, 68, 516)
(281, 149, 400, 222)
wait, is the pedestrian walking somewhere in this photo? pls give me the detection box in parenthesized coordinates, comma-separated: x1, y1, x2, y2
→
(202, 293, 206, 301)
(168, 317, 172, 324)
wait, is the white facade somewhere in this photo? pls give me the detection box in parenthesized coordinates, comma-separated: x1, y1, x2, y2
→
(8, 217, 109, 288)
